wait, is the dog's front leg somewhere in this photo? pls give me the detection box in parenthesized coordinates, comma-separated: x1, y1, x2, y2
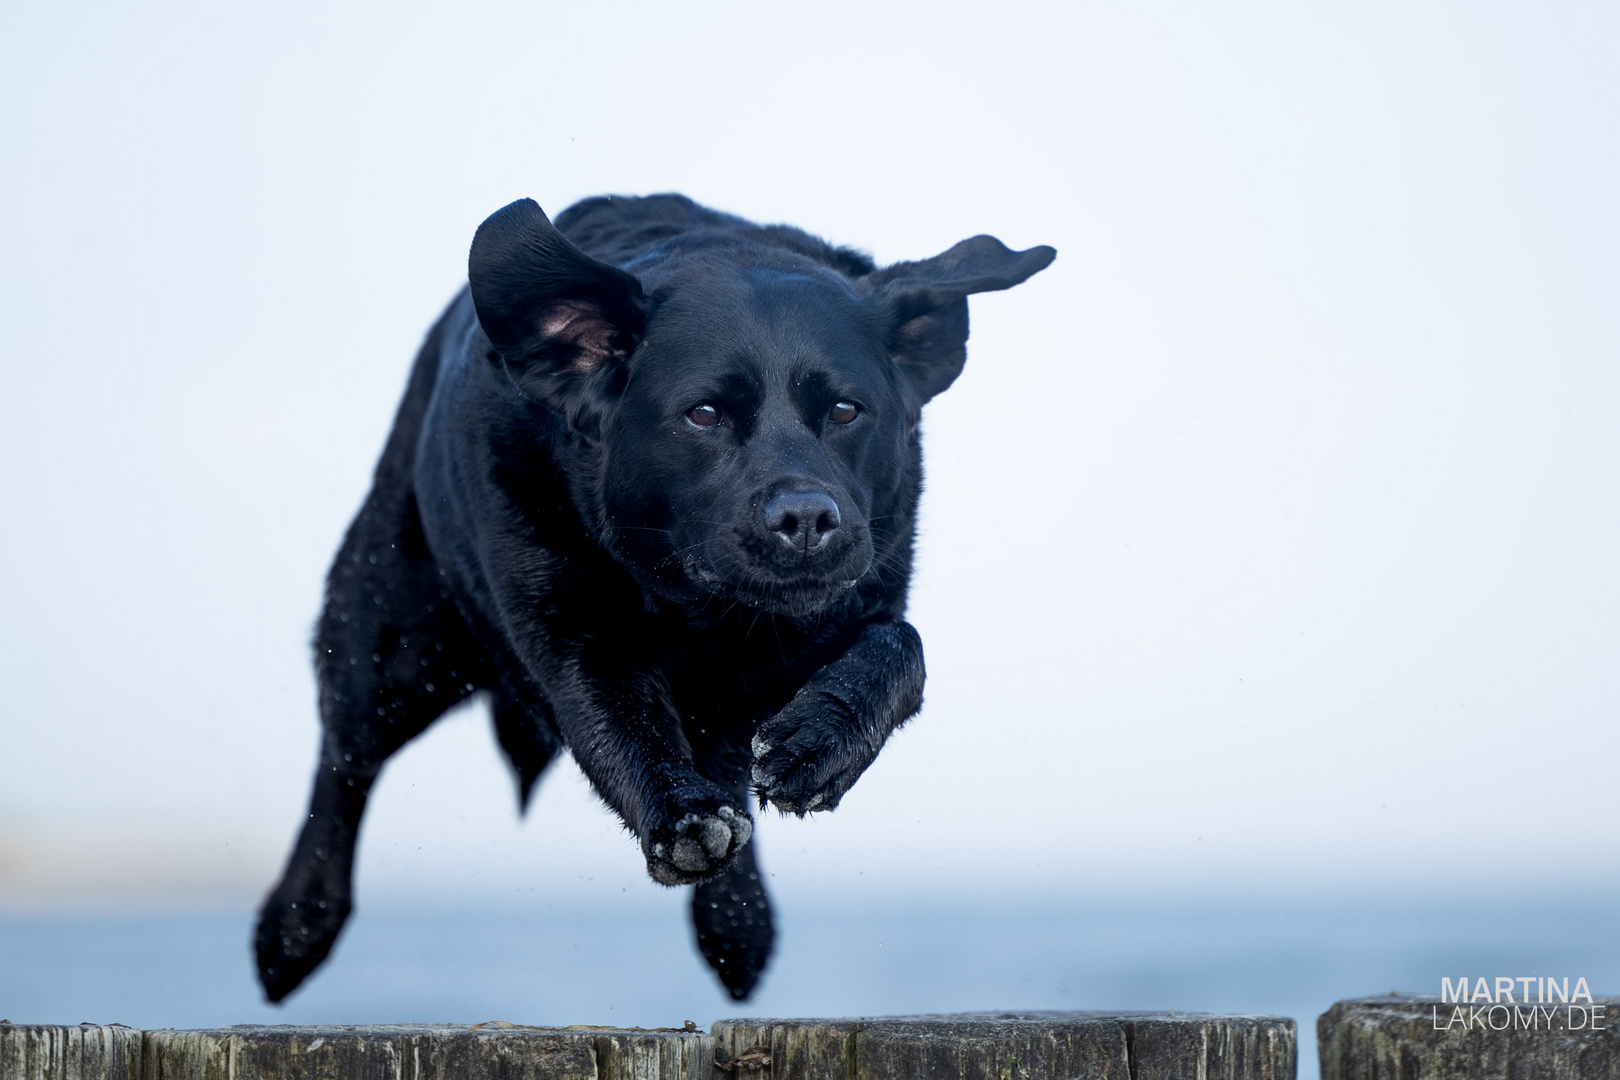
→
(547, 666, 753, 886)
(751, 619, 926, 814)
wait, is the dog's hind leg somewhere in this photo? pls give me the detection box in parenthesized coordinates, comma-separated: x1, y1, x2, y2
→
(691, 838, 774, 1000)
(687, 742, 774, 1000)
(254, 483, 489, 1003)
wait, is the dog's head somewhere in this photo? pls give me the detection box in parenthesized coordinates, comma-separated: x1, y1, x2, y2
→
(468, 198, 1053, 617)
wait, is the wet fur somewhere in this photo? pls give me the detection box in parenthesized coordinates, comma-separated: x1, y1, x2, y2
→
(255, 194, 1053, 1003)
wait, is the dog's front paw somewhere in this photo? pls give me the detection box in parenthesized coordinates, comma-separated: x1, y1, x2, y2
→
(643, 793, 753, 886)
(751, 691, 873, 815)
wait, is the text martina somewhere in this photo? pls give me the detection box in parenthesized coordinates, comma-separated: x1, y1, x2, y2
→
(1433, 977, 1604, 1032)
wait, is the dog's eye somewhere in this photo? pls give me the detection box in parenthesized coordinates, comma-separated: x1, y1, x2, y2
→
(828, 401, 860, 425)
(686, 403, 722, 428)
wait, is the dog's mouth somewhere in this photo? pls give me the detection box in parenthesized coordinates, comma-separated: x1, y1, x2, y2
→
(672, 538, 872, 617)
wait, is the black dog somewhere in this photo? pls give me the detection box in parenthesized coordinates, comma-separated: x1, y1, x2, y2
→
(254, 194, 1053, 1003)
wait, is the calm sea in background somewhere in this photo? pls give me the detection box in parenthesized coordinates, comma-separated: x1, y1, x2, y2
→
(4, 889, 1616, 1080)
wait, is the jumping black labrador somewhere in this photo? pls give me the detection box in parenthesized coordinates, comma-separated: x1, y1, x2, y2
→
(255, 194, 1054, 1002)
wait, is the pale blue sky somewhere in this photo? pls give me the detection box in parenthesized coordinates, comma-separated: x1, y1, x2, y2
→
(1, 0, 1616, 909)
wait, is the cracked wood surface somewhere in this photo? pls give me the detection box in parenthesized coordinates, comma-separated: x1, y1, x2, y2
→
(4, 1012, 1296, 1080)
(1319, 995, 1620, 1080)
(714, 1012, 1295, 1080)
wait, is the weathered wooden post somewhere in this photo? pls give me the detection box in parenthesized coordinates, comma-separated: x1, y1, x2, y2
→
(0, 1025, 143, 1080)
(715, 1011, 1296, 1079)
(5, 1013, 1295, 1080)
(1319, 994, 1620, 1079)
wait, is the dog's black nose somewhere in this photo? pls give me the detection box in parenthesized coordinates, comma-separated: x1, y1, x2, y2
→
(764, 491, 841, 553)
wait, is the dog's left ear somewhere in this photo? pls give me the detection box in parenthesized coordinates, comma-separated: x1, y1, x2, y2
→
(468, 198, 648, 414)
(863, 235, 1055, 403)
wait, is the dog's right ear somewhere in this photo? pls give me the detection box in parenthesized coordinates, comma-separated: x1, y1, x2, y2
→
(468, 198, 648, 412)
(860, 234, 1055, 404)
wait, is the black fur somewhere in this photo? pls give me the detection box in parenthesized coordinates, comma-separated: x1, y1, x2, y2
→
(254, 194, 1054, 1003)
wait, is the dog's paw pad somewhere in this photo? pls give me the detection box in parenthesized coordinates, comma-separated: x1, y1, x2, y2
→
(698, 816, 730, 857)
(714, 805, 751, 849)
(645, 804, 753, 885)
(672, 837, 709, 872)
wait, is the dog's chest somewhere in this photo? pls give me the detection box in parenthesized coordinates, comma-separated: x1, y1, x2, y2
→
(662, 618, 845, 734)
